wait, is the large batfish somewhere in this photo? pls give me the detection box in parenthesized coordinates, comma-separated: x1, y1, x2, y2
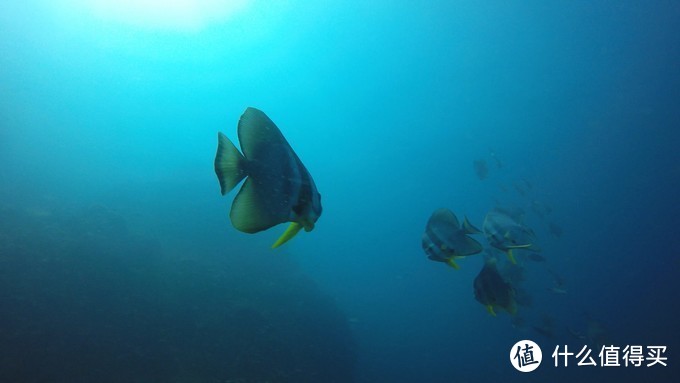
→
(214, 107, 322, 248)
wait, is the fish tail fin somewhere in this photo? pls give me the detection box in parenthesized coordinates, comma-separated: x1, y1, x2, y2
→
(486, 305, 497, 316)
(272, 222, 303, 249)
(462, 216, 482, 235)
(215, 132, 247, 195)
(446, 258, 460, 270)
(506, 249, 517, 264)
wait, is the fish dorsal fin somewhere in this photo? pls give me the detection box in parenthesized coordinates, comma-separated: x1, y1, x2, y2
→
(430, 208, 460, 228)
(508, 208, 526, 223)
(237, 107, 303, 200)
(238, 107, 296, 163)
(494, 206, 525, 223)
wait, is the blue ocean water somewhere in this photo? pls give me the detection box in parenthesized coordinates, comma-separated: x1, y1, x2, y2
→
(1, 1, 678, 382)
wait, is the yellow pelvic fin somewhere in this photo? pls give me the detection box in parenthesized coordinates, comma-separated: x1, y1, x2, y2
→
(506, 249, 517, 264)
(272, 222, 303, 249)
(508, 243, 532, 249)
(486, 305, 497, 316)
(446, 258, 460, 270)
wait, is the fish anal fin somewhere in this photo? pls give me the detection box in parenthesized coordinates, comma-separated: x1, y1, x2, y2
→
(462, 236, 484, 255)
(231, 178, 287, 233)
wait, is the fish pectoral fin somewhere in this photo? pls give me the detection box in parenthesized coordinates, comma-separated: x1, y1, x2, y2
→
(272, 222, 303, 249)
(507, 243, 532, 249)
(446, 258, 461, 270)
(486, 305, 497, 316)
(505, 243, 532, 265)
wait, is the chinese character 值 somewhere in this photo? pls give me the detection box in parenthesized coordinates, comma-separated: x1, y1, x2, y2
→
(514, 343, 539, 369)
(599, 345, 620, 367)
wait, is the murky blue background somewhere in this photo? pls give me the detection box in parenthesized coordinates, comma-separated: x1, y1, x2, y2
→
(1, 1, 678, 382)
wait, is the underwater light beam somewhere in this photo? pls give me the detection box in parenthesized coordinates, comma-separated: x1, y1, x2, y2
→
(81, 0, 252, 31)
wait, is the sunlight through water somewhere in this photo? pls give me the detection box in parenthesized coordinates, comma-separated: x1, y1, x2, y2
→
(79, 0, 252, 31)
